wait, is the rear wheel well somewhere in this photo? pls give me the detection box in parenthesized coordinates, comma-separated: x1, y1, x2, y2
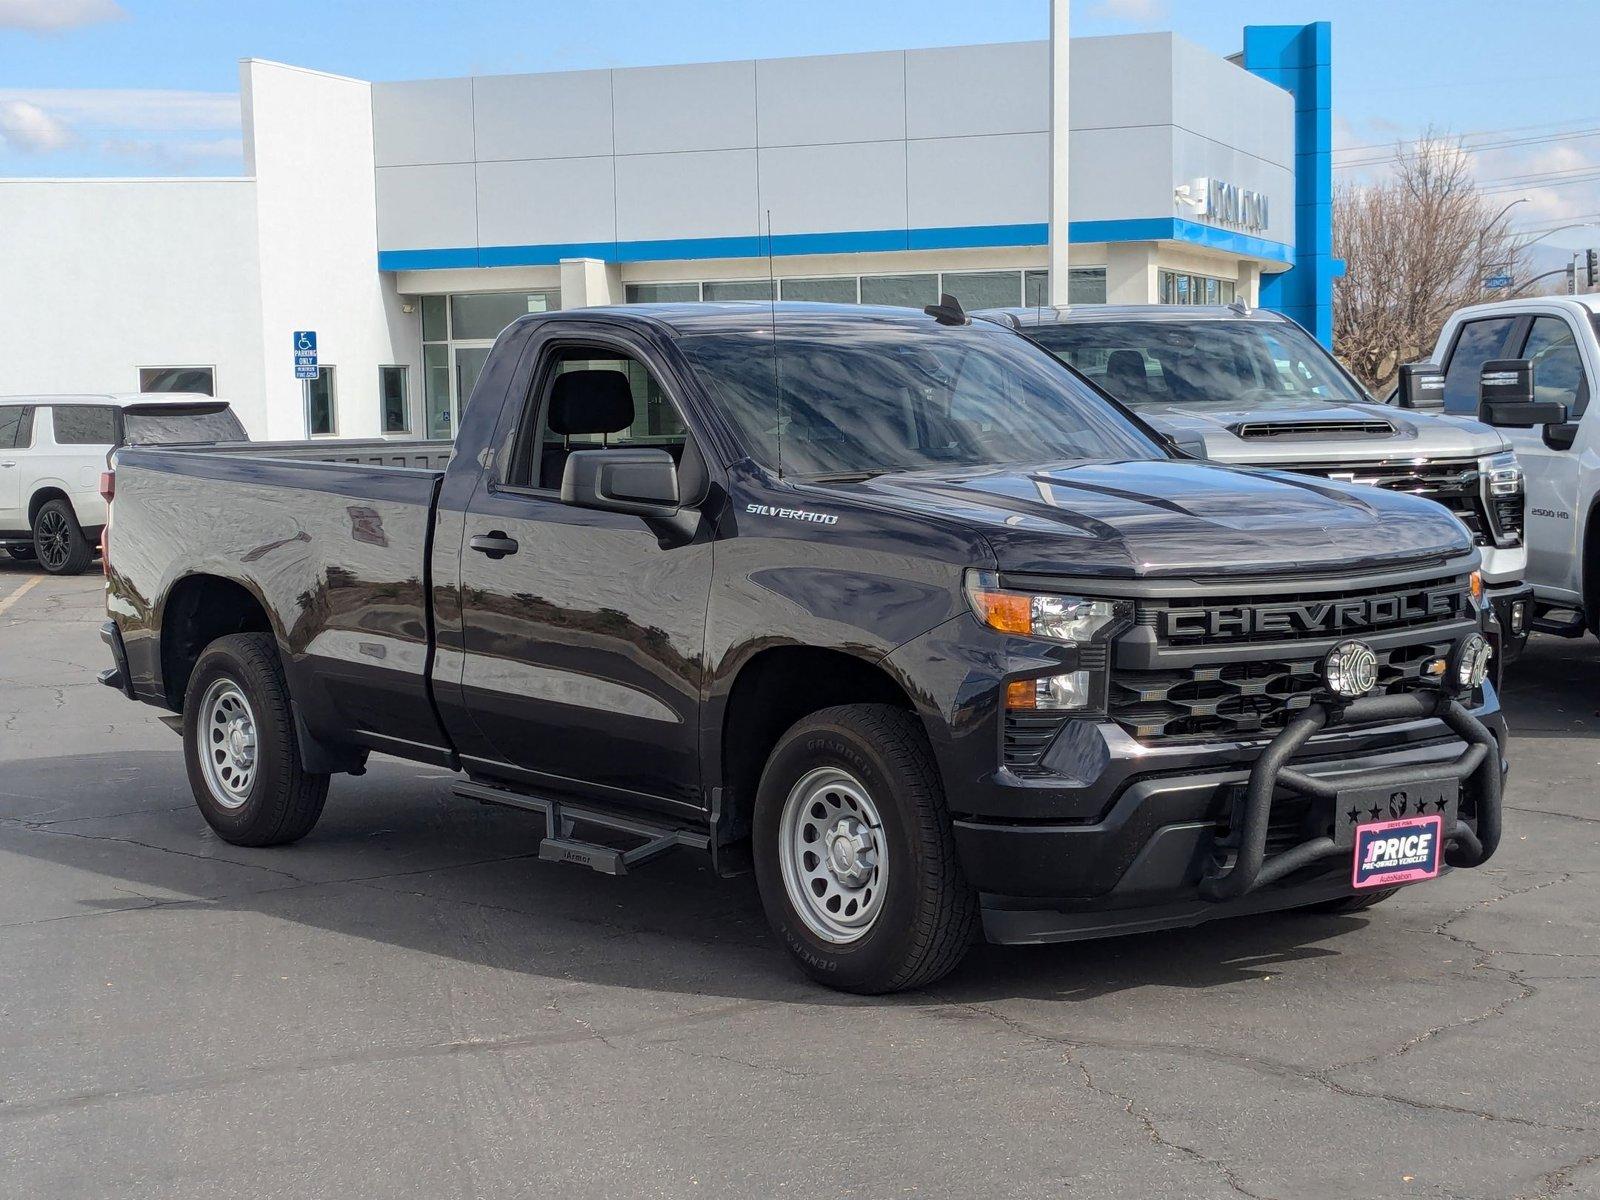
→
(719, 647, 916, 846)
(160, 575, 273, 709)
(28, 487, 71, 527)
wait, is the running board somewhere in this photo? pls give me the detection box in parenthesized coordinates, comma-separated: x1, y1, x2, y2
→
(1531, 606, 1587, 638)
(452, 779, 710, 876)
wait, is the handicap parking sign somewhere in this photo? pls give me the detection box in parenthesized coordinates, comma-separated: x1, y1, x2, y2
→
(294, 330, 318, 380)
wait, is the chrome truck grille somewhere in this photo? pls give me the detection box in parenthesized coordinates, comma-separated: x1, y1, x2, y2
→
(1265, 458, 1522, 547)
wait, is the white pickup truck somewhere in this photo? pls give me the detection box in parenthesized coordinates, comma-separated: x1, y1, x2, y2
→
(0, 394, 246, 574)
(1418, 297, 1600, 639)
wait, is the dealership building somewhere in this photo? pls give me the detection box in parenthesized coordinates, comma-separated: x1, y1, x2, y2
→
(0, 23, 1332, 442)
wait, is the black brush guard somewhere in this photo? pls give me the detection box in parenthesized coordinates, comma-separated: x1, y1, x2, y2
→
(1198, 691, 1502, 901)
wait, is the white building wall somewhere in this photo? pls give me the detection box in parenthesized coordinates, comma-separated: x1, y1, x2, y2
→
(243, 60, 420, 440)
(0, 178, 268, 431)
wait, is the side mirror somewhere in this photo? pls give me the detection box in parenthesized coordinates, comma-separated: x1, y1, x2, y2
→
(1478, 359, 1568, 427)
(1396, 362, 1444, 409)
(561, 448, 680, 518)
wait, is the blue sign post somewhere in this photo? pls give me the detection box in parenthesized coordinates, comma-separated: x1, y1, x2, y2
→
(294, 330, 318, 380)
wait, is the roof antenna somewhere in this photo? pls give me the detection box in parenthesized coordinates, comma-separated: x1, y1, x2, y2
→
(924, 292, 970, 326)
(766, 209, 783, 479)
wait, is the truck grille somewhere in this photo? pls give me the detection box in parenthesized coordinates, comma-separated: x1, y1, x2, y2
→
(1110, 639, 1453, 741)
(1266, 458, 1500, 546)
(1110, 569, 1475, 744)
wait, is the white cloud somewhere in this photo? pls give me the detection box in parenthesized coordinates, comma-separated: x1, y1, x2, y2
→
(0, 99, 73, 153)
(0, 0, 126, 32)
(0, 88, 239, 133)
(1087, 0, 1167, 24)
(98, 134, 244, 172)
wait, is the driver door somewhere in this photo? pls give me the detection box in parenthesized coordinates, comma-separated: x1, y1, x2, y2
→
(453, 332, 715, 819)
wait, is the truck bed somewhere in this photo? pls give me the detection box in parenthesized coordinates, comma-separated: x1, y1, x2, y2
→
(108, 437, 454, 764)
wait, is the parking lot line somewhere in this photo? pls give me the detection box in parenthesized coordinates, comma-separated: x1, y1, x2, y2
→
(0, 574, 45, 617)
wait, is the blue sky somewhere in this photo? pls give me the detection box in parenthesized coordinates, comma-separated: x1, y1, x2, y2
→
(3, 0, 1598, 249)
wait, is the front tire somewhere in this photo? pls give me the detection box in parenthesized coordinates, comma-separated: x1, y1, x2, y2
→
(32, 498, 93, 575)
(752, 704, 977, 994)
(182, 633, 329, 846)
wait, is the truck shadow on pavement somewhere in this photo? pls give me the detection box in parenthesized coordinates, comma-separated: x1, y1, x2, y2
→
(3, 747, 1362, 1006)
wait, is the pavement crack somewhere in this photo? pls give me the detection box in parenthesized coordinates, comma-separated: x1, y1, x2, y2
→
(1518, 1151, 1600, 1200)
(1066, 1046, 1272, 1200)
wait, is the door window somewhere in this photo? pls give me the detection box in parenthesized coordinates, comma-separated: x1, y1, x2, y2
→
(0, 406, 28, 449)
(1518, 316, 1589, 417)
(513, 348, 689, 491)
(1441, 317, 1517, 414)
(303, 367, 337, 436)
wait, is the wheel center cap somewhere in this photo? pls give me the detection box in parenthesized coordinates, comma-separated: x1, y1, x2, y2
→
(830, 835, 857, 874)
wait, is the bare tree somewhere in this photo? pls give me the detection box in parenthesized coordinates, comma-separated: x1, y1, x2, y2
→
(1333, 134, 1527, 392)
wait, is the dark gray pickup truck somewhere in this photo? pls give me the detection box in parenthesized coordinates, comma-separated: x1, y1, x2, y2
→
(99, 302, 1506, 993)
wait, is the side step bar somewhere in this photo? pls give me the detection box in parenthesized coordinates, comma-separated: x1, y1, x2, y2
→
(1530, 606, 1587, 638)
(453, 779, 710, 876)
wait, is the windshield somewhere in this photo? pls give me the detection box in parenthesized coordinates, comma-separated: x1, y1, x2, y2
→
(676, 319, 1162, 477)
(121, 404, 247, 445)
(1026, 319, 1370, 410)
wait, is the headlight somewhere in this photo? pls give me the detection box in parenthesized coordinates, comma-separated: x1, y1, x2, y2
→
(1481, 451, 1522, 497)
(964, 570, 1125, 643)
(965, 570, 1130, 713)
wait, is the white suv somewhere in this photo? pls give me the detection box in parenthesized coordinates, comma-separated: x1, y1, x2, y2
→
(0, 394, 246, 574)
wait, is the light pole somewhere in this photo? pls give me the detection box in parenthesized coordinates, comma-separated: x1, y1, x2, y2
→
(1480, 197, 1527, 291)
(1047, 0, 1070, 305)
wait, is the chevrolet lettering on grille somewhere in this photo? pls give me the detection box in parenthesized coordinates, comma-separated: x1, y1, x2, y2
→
(1162, 584, 1466, 641)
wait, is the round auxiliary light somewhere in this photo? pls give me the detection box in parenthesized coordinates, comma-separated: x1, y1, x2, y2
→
(1323, 640, 1379, 698)
(1453, 633, 1493, 690)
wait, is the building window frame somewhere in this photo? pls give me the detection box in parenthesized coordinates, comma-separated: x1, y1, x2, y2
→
(138, 365, 217, 396)
(303, 366, 338, 437)
(379, 364, 411, 435)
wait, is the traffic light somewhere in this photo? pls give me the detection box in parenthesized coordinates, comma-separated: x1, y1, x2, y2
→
(1588, 249, 1598, 289)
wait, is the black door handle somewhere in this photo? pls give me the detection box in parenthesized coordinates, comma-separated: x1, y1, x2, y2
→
(469, 531, 519, 559)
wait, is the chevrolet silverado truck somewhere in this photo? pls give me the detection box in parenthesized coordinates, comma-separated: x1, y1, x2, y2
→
(1415, 295, 1600, 641)
(979, 304, 1534, 668)
(99, 302, 1506, 993)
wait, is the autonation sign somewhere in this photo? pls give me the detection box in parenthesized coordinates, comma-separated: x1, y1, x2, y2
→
(1182, 177, 1270, 233)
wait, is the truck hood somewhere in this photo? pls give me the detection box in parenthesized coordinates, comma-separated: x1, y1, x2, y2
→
(1131, 398, 1508, 465)
(851, 459, 1474, 579)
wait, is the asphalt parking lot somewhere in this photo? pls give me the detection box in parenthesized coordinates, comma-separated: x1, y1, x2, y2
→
(1, 562, 1597, 1200)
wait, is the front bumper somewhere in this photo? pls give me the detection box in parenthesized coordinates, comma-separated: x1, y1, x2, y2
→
(1484, 581, 1532, 666)
(957, 692, 1506, 945)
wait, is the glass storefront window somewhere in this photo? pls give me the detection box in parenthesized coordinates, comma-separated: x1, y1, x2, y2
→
(940, 271, 1022, 311)
(1159, 271, 1238, 307)
(625, 282, 701, 303)
(379, 365, 409, 434)
(703, 280, 774, 301)
(1023, 269, 1108, 307)
(449, 290, 558, 341)
(860, 274, 939, 308)
(780, 277, 858, 303)
(421, 294, 447, 342)
(303, 367, 336, 436)
(424, 344, 451, 439)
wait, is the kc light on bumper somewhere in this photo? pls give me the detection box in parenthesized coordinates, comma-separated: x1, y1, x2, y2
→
(965, 570, 1131, 712)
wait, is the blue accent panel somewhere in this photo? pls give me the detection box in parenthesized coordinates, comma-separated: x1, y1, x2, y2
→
(377, 247, 482, 270)
(1244, 21, 1335, 347)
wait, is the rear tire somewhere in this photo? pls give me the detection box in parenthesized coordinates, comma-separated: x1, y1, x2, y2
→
(182, 632, 329, 847)
(32, 498, 93, 575)
(1303, 888, 1398, 914)
(752, 704, 977, 994)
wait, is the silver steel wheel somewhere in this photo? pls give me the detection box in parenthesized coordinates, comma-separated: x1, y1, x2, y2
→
(198, 677, 258, 810)
(778, 766, 889, 945)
